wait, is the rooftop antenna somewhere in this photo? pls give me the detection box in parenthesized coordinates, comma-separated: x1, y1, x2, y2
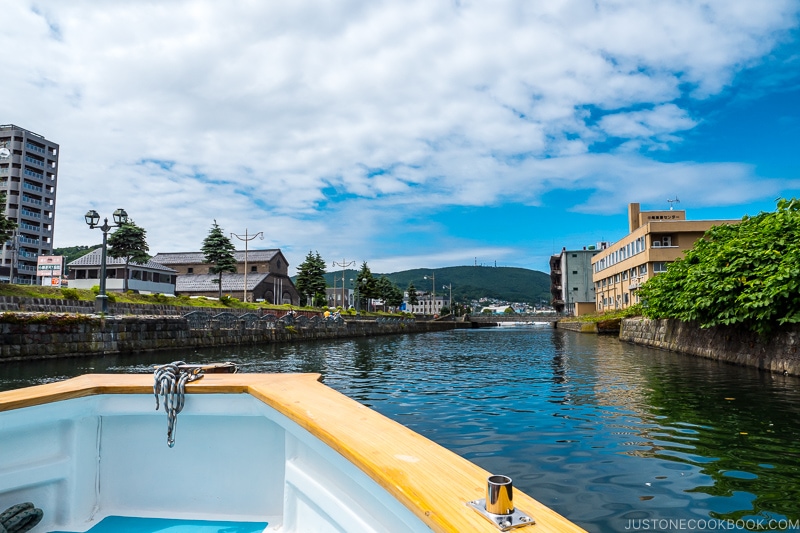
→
(667, 196, 680, 210)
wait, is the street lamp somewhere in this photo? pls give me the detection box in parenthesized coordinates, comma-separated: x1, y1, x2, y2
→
(230, 228, 263, 302)
(443, 283, 453, 317)
(85, 208, 128, 314)
(424, 272, 435, 316)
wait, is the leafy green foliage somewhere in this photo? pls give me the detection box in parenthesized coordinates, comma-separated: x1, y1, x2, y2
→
(375, 276, 404, 309)
(638, 198, 800, 335)
(295, 251, 327, 307)
(0, 193, 17, 241)
(60, 288, 80, 300)
(201, 220, 237, 298)
(107, 220, 150, 292)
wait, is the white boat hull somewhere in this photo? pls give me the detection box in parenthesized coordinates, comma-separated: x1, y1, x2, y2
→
(0, 374, 586, 533)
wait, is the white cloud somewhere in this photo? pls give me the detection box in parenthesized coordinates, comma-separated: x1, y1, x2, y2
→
(1, 0, 798, 272)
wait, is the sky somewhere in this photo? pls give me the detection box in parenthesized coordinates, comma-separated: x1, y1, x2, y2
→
(2, 0, 799, 275)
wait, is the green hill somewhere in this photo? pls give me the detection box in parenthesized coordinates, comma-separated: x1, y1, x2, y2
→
(322, 266, 550, 305)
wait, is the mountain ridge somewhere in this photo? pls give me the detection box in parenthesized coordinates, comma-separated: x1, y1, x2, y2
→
(322, 265, 550, 304)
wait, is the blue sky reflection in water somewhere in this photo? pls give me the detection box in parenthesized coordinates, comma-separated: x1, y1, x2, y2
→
(2, 328, 800, 531)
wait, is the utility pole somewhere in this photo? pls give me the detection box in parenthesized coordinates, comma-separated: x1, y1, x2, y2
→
(231, 229, 263, 302)
(332, 258, 355, 309)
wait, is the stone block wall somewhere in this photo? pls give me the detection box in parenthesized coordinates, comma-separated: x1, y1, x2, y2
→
(620, 317, 800, 377)
(0, 315, 454, 362)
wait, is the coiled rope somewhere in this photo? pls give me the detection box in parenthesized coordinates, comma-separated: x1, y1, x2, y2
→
(153, 361, 204, 448)
(0, 502, 43, 533)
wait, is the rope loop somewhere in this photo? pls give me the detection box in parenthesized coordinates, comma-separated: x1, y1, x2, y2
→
(0, 502, 43, 533)
(153, 361, 204, 447)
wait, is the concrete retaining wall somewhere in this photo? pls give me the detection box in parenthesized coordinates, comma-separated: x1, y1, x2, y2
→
(620, 317, 800, 376)
(0, 315, 455, 362)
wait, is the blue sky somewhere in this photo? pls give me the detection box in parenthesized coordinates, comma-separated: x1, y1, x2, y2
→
(2, 1, 799, 275)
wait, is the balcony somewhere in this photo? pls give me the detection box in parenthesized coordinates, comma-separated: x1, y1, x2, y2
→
(23, 168, 43, 180)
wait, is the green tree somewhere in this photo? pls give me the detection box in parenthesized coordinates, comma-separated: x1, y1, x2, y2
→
(386, 284, 404, 310)
(201, 220, 237, 299)
(107, 220, 149, 292)
(375, 276, 395, 311)
(638, 198, 800, 336)
(407, 282, 419, 306)
(0, 193, 17, 241)
(296, 250, 327, 307)
(355, 262, 376, 312)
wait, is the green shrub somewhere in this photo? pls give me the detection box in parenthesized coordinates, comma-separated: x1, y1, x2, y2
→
(60, 288, 80, 300)
(639, 198, 800, 335)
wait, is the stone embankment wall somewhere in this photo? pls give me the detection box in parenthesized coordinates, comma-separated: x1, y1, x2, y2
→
(556, 318, 621, 334)
(0, 315, 454, 362)
(620, 317, 800, 377)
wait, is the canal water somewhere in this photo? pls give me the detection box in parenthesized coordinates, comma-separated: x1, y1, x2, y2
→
(2, 327, 800, 532)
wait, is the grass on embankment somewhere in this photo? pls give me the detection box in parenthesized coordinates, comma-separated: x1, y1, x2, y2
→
(0, 284, 412, 317)
(0, 284, 292, 312)
(557, 305, 642, 324)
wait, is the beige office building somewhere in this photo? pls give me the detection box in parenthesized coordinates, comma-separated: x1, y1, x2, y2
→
(592, 203, 738, 311)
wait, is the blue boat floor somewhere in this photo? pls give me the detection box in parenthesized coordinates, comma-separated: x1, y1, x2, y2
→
(50, 516, 268, 533)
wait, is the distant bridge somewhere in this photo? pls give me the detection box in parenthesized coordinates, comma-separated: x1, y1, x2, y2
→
(467, 315, 560, 325)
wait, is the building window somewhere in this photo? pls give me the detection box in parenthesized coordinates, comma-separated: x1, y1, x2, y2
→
(251, 265, 257, 272)
(572, 270, 578, 275)
(653, 262, 668, 273)
(187, 267, 194, 274)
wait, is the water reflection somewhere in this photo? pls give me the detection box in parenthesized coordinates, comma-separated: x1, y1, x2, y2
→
(2, 327, 800, 531)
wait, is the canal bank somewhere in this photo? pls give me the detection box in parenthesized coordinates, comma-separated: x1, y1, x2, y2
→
(619, 317, 800, 377)
(556, 316, 800, 377)
(0, 306, 455, 362)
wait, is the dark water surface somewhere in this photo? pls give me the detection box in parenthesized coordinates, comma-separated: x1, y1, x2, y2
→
(3, 327, 800, 532)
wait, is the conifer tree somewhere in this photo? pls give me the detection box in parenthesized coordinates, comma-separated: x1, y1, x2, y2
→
(295, 250, 327, 307)
(355, 262, 376, 312)
(201, 220, 237, 299)
(407, 282, 419, 306)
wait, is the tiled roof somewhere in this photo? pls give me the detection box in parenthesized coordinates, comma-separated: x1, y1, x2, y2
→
(152, 250, 281, 265)
(67, 249, 176, 272)
(176, 273, 271, 292)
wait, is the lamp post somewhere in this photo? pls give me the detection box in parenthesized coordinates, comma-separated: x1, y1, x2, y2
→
(349, 278, 358, 315)
(332, 258, 355, 312)
(424, 272, 435, 316)
(231, 228, 263, 302)
(84, 208, 128, 314)
(443, 283, 452, 317)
